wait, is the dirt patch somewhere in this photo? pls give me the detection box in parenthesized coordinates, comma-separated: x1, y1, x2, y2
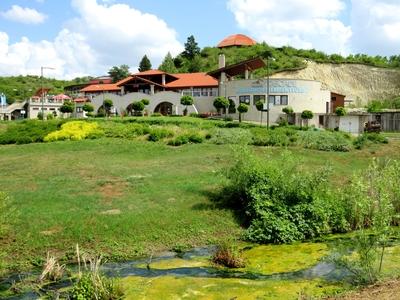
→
(98, 181, 127, 205)
(327, 280, 400, 300)
(100, 209, 121, 215)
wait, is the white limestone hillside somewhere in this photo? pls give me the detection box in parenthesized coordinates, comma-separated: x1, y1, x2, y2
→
(271, 61, 400, 105)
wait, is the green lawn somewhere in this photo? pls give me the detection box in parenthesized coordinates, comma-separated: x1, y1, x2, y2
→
(1, 137, 400, 274)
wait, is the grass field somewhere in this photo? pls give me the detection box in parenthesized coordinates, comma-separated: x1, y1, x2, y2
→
(1, 128, 400, 275)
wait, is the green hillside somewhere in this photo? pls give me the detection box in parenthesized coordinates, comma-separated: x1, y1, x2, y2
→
(170, 42, 400, 77)
(0, 75, 89, 104)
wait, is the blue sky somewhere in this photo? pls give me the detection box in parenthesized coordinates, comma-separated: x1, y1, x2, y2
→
(0, 0, 399, 78)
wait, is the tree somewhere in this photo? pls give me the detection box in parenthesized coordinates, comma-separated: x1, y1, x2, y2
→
(60, 101, 74, 116)
(180, 95, 194, 116)
(213, 97, 229, 117)
(82, 103, 94, 113)
(186, 55, 202, 73)
(282, 106, 294, 124)
(182, 35, 200, 60)
(141, 99, 150, 106)
(237, 103, 249, 123)
(103, 99, 113, 117)
(108, 65, 130, 83)
(132, 101, 145, 116)
(139, 55, 152, 72)
(301, 110, 314, 127)
(159, 52, 178, 73)
(256, 100, 265, 126)
(335, 106, 347, 116)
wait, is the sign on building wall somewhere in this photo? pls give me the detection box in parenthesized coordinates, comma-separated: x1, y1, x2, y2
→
(236, 80, 309, 94)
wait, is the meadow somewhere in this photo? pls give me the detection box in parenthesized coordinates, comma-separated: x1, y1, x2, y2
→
(0, 118, 399, 273)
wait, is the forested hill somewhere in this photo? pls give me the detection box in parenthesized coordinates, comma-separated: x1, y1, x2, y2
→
(169, 42, 400, 77)
(0, 75, 89, 104)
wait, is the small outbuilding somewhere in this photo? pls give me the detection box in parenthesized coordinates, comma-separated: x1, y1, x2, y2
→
(217, 34, 257, 48)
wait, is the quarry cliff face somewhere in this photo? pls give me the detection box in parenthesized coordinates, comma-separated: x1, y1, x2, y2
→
(271, 61, 400, 105)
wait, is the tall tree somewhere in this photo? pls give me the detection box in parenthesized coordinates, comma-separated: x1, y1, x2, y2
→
(108, 65, 130, 83)
(139, 55, 152, 72)
(182, 35, 200, 60)
(159, 52, 178, 73)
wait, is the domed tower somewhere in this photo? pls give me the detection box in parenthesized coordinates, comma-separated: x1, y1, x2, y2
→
(217, 34, 257, 48)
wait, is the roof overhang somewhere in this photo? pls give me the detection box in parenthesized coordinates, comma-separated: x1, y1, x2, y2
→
(208, 57, 266, 79)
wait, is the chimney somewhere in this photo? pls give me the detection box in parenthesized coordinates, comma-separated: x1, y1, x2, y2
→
(218, 54, 226, 69)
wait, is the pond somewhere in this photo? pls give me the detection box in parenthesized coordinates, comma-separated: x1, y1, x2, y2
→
(2, 237, 400, 299)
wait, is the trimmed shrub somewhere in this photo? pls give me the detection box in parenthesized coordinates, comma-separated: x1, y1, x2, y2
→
(44, 121, 104, 142)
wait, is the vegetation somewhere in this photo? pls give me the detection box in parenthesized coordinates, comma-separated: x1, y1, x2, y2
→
(335, 106, 347, 116)
(211, 241, 245, 268)
(131, 101, 145, 116)
(83, 103, 94, 113)
(301, 110, 314, 126)
(180, 95, 194, 116)
(103, 99, 113, 117)
(44, 121, 103, 142)
(60, 100, 74, 114)
(138, 55, 152, 72)
(159, 52, 178, 73)
(213, 96, 230, 116)
(237, 103, 249, 123)
(366, 97, 400, 112)
(108, 65, 130, 83)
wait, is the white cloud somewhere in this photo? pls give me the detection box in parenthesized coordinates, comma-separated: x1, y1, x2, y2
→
(0, 0, 183, 78)
(351, 0, 400, 56)
(1, 5, 47, 24)
(227, 0, 352, 54)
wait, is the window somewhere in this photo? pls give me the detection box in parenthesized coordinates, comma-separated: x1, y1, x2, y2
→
(33, 108, 39, 110)
(182, 89, 192, 96)
(76, 107, 83, 113)
(49, 108, 55, 111)
(268, 95, 288, 106)
(253, 95, 265, 105)
(209, 88, 217, 97)
(193, 88, 201, 97)
(239, 95, 250, 105)
(201, 88, 208, 97)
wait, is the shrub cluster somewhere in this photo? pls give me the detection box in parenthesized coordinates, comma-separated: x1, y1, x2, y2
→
(0, 120, 63, 144)
(44, 121, 104, 142)
(168, 132, 204, 146)
(353, 133, 389, 149)
(211, 242, 245, 268)
(147, 127, 174, 142)
(100, 122, 151, 139)
(223, 148, 350, 244)
(298, 130, 353, 152)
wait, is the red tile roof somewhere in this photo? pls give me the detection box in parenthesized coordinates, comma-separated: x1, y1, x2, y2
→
(116, 75, 164, 88)
(165, 73, 218, 88)
(81, 84, 121, 93)
(134, 69, 166, 76)
(217, 34, 257, 48)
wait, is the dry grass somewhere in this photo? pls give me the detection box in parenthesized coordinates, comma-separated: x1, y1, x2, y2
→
(39, 252, 65, 282)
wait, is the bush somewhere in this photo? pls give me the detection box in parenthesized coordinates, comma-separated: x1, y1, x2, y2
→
(251, 127, 297, 147)
(223, 148, 344, 244)
(211, 242, 245, 268)
(148, 128, 174, 142)
(151, 113, 162, 117)
(46, 113, 54, 120)
(0, 120, 63, 144)
(44, 121, 104, 142)
(100, 122, 150, 139)
(335, 106, 347, 116)
(353, 133, 389, 149)
(168, 135, 189, 146)
(298, 130, 352, 152)
(210, 128, 253, 145)
(188, 132, 203, 143)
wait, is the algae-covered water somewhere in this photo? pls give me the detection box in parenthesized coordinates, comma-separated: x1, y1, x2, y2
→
(2, 239, 400, 299)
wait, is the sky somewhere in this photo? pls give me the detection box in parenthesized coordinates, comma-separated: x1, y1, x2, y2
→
(0, 0, 399, 79)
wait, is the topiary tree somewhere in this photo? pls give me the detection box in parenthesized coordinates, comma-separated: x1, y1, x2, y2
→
(132, 101, 145, 116)
(180, 95, 194, 116)
(335, 106, 347, 116)
(103, 99, 113, 117)
(141, 99, 150, 116)
(60, 101, 74, 118)
(301, 110, 314, 127)
(82, 103, 94, 113)
(237, 103, 249, 123)
(255, 100, 265, 126)
(213, 97, 230, 118)
(282, 106, 294, 124)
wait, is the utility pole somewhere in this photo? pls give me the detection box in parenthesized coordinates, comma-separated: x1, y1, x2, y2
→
(40, 66, 55, 120)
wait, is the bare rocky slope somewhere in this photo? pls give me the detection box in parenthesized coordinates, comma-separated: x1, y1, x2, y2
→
(271, 61, 400, 105)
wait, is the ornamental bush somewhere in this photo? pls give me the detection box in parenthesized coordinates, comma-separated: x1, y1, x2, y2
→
(335, 106, 347, 116)
(44, 121, 104, 142)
